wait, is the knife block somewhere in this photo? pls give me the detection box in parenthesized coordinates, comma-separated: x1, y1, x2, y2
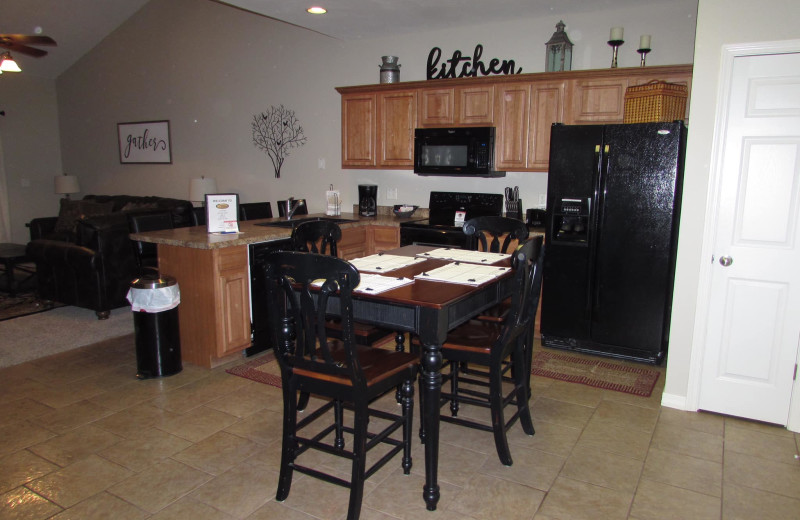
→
(505, 199, 523, 221)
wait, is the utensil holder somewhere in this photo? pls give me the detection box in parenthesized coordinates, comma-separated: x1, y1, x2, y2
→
(505, 199, 523, 221)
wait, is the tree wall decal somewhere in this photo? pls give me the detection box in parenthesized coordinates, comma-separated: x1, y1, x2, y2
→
(251, 105, 307, 178)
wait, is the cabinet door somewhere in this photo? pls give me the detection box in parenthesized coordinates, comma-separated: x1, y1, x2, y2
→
(339, 226, 369, 260)
(377, 90, 417, 167)
(566, 78, 628, 124)
(342, 93, 376, 167)
(457, 85, 494, 125)
(419, 87, 455, 126)
(370, 226, 400, 254)
(215, 247, 251, 357)
(527, 81, 566, 171)
(494, 83, 531, 171)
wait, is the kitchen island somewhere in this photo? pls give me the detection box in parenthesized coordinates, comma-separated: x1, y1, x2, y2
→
(131, 212, 413, 368)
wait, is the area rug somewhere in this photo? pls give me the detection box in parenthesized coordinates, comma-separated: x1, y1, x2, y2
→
(0, 290, 65, 322)
(531, 350, 660, 397)
(227, 349, 661, 397)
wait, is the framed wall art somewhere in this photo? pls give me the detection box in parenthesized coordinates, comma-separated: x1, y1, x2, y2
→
(118, 120, 172, 164)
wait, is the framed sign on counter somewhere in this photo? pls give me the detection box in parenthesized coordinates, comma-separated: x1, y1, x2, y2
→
(206, 194, 240, 234)
(117, 120, 172, 164)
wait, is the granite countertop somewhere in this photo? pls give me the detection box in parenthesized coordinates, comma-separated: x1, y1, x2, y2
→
(130, 212, 423, 250)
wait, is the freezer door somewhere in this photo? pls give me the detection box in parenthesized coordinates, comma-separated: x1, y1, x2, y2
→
(541, 124, 603, 342)
(590, 122, 684, 355)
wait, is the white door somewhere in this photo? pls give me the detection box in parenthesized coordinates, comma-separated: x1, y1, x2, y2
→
(698, 51, 800, 425)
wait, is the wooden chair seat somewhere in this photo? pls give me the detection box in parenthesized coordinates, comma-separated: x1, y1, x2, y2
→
(294, 342, 419, 387)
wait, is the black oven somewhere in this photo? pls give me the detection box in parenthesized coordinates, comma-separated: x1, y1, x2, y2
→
(400, 191, 504, 248)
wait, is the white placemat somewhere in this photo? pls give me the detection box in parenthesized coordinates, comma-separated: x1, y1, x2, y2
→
(415, 247, 510, 265)
(414, 262, 510, 286)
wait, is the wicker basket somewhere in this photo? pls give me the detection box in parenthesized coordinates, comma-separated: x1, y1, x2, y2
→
(624, 80, 687, 123)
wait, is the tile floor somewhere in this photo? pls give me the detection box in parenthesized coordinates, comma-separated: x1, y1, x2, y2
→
(1, 333, 799, 519)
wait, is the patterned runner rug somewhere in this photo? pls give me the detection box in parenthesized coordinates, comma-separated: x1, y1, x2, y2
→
(227, 348, 661, 397)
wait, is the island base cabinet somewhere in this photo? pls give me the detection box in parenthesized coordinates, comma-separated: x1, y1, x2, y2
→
(158, 244, 251, 368)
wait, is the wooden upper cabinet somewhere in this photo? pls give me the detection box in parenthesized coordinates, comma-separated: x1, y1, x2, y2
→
(565, 78, 628, 124)
(341, 93, 376, 167)
(528, 81, 566, 171)
(377, 89, 416, 167)
(494, 83, 531, 171)
(419, 85, 494, 127)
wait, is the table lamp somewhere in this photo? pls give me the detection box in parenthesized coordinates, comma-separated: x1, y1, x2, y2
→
(54, 175, 80, 200)
(189, 177, 218, 206)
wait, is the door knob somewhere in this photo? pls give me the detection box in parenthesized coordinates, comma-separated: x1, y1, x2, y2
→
(719, 256, 733, 267)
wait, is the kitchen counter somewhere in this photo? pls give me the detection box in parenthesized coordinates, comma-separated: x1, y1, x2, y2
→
(131, 212, 417, 249)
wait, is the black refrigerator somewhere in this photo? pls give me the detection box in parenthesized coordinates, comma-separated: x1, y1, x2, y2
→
(540, 121, 686, 364)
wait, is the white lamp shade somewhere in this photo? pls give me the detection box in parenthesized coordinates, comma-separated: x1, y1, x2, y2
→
(189, 177, 218, 202)
(0, 54, 21, 73)
(54, 175, 80, 195)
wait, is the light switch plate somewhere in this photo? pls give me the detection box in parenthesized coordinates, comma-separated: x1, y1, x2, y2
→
(387, 188, 398, 200)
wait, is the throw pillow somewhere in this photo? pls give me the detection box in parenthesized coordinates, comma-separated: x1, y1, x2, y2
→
(120, 201, 159, 212)
(54, 199, 114, 233)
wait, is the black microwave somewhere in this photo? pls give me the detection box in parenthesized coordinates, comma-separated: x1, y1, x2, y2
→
(414, 126, 505, 177)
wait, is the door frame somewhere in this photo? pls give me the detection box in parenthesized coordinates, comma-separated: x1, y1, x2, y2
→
(686, 38, 800, 431)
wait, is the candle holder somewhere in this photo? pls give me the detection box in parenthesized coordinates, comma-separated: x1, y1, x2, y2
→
(608, 39, 624, 68)
(637, 48, 651, 67)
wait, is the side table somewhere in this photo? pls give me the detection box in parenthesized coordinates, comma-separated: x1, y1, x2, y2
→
(0, 243, 36, 296)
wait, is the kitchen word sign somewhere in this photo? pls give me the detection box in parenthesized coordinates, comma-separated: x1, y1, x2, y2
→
(426, 44, 522, 80)
(117, 120, 172, 164)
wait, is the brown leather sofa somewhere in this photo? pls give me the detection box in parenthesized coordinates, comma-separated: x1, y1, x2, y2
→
(26, 195, 194, 319)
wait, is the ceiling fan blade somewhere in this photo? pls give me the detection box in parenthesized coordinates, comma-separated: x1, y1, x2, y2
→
(0, 35, 57, 46)
(0, 41, 49, 57)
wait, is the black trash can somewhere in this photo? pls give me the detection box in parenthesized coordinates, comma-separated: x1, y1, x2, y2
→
(127, 275, 182, 379)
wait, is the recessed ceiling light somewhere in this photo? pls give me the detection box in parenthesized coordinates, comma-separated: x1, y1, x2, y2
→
(307, 6, 327, 14)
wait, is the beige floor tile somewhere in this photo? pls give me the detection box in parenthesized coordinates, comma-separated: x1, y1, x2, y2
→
(0, 486, 62, 519)
(108, 458, 212, 513)
(49, 491, 148, 520)
(724, 422, 800, 464)
(657, 407, 725, 436)
(530, 396, 595, 430)
(189, 462, 278, 518)
(722, 482, 800, 520)
(223, 408, 285, 445)
(629, 478, 720, 520)
(150, 497, 237, 519)
(650, 421, 723, 462)
(0, 398, 54, 423)
(247, 499, 326, 519)
(150, 374, 250, 414)
(409, 440, 488, 488)
(600, 384, 664, 410)
(642, 447, 722, 497)
(172, 430, 262, 475)
(536, 476, 633, 520)
(507, 419, 582, 458)
(28, 424, 122, 467)
(539, 379, 605, 407)
(27, 454, 132, 508)
(98, 428, 192, 472)
(204, 382, 280, 417)
(479, 444, 566, 491)
(446, 473, 545, 520)
(560, 444, 643, 493)
(725, 415, 796, 438)
(363, 469, 461, 518)
(576, 417, 653, 460)
(591, 399, 660, 433)
(0, 421, 56, 458)
(723, 450, 800, 499)
(0, 450, 59, 494)
(156, 405, 238, 443)
(87, 380, 167, 412)
(91, 402, 183, 439)
(29, 400, 114, 434)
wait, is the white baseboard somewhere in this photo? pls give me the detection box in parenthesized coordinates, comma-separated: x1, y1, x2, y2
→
(660, 392, 692, 410)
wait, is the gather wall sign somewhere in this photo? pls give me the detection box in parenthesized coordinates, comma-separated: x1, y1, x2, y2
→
(117, 120, 172, 164)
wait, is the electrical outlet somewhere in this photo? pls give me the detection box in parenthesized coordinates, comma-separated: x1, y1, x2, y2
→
(387, 188, 398, 200)
(317, 158, 326, 169)
(538, 194, 547, 207)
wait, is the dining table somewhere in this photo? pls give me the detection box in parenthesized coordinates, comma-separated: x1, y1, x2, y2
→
(307, 244, 515, 511)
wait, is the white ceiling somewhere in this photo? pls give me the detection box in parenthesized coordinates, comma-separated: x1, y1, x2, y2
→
(2, 0, 655, 80)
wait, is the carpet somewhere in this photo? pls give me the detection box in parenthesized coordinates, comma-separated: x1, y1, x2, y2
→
(227, 348, 661, 397)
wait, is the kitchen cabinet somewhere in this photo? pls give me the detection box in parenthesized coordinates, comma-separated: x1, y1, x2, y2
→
(419, 85, 494, 127)
(339, 226, 369, 260)
(158, 244, 251, 368)
(377, 90, 416, 167)
(369, 226, 400, 253)
(337, 64, 692, 171)
(341, 93, 376, 167)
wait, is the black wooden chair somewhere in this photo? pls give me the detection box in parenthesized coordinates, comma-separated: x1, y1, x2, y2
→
(127, 212, 174, 275)
(413, 236, 544, 466)
(191, 206, 206, 227)
(464, 216, 530, 323)
(239, 202, 273, 221)
(277, 199, 309, 218)
(262, 251, 418, 520)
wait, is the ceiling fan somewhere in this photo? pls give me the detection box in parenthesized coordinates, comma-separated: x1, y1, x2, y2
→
(0, 33, 57, 57)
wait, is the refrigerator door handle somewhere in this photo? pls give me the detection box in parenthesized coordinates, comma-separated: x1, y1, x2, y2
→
(591, 144, 611, 312)
(586, 145, 603, 314)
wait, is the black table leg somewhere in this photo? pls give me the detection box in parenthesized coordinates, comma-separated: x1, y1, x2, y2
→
(420, 341, 442, 511)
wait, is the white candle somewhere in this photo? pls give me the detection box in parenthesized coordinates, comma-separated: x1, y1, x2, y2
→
(639, 35, 651, 50)
(610, 27, 624, 41)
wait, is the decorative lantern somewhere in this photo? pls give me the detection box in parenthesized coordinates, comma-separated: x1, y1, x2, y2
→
(544, 21, 573, 72)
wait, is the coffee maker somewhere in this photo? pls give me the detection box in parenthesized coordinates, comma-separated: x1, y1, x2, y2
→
(358, 184, 377, 217)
